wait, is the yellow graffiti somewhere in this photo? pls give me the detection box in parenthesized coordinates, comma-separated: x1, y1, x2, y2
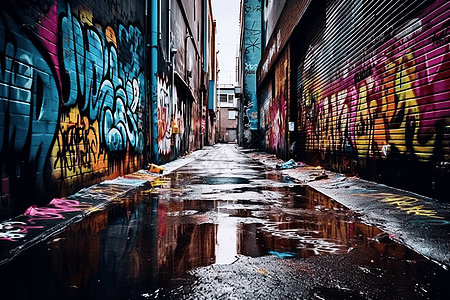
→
(383, 49, 420, 154)
(355, 79, 372, 160)
(150, 177, 171, 187)
(51, 106, 102, 183)
(140, 188, 159, 195)
(78, 8, 93, 26)
(353, 193, 444, 219)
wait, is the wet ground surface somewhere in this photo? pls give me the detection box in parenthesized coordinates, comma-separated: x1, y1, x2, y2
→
(1, 144, 450, 299)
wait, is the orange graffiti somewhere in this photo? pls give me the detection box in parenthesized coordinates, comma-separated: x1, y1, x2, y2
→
(105, 26, 117, 47)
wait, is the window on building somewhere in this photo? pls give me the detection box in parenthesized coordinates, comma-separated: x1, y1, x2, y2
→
(220, 94, 227, 102)
(228, 110, 236, 119)
(228, 94, 234, 103)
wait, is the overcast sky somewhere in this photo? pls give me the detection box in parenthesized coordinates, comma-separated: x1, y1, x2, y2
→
(211, 0, 241, 85)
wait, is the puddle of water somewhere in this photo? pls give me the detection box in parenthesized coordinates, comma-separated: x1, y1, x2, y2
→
(136, 172, 427, 263)
(200, 176, 251, 185)
(0, 169, 445, 299)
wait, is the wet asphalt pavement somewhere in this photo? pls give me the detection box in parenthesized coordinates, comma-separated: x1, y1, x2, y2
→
(1, 144, 450, 299)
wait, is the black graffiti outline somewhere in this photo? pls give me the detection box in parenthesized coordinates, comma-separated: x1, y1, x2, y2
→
(54, 114, 98, 178)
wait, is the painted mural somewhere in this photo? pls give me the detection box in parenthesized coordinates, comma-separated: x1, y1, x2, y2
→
(296, 0, 450, 197)
(55, 3, 145, 185)
(0, 1, 146, 219)
(268, 50, 288, 156)
(157, 74, 186, 161)
(243, 0, 261, 143)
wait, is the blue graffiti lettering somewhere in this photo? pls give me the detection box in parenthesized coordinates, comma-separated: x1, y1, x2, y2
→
(60, 4, 144, 154)
(0, 11, 59, 186)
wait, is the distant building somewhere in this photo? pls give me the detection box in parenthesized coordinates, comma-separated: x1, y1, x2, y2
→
(218, 84, 239, 143)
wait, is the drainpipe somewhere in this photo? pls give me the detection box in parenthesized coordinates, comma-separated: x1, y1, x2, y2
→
(203, 0, 208, 75)
(144, 0, 149, 165)
(169, 0, 177, 148)
(150, 0, 159, 164)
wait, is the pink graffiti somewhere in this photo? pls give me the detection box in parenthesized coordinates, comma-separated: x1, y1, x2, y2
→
(37, 1, 61, 90)
(24, 198, 88, 223)
(298, 0, 450, 162)
(267, 91, 287, 152)
(0, 221, 43, 242)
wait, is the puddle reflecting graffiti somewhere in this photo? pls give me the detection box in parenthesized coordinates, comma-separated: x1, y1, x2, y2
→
(0, 167, 442, 299)
(236, 188, 382, 259)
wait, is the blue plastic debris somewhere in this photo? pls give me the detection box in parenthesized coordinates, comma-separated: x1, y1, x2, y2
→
(268, 250, 297, 259)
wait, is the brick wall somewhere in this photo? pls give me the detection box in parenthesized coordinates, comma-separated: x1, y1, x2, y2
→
(0, 0, 146, 219)
(218, 108, 238, 142)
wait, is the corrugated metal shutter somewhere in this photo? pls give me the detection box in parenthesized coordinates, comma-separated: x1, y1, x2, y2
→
(295, 0, 450, 196)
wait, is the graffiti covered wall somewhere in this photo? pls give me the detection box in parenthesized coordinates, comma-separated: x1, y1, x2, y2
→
(155, 0, 203, 163)
(295, 0, 450, 198)
(261, 48, 289, 158)
(0, 0, 146, 220)
(243, 0, 261, 146)
(157, 74, 188, 162)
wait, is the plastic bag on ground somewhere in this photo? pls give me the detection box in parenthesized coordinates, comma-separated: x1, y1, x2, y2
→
(276, 159, 299, 170)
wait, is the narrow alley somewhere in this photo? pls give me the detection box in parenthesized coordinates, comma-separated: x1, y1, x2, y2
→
(1, 144, 449, 299)
(2, 0, 450, 299)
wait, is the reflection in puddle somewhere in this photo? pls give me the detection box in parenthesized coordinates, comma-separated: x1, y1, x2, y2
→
(216, 217, 238, 264)
(144, 171, 424, 267)
(236, 187, 382, 259)
(0, 169, 439, 299)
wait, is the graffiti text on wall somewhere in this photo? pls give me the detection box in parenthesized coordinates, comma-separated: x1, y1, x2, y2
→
(243, 0, 262, 132)
(0, 8, 60, 185)
(157, 75, 184, 159)
(0, 2, 146, 218)
(298, 1, 450, 171)
(59, 4, 145, 156)
(266, 92, 287, 152)
(54, 107, 99, 178)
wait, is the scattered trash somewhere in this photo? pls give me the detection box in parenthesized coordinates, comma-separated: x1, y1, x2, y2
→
(145, 163, 164, 174)
(276, 159, 299, 169)
(268, 250, 297, 259)
(313, 174, 328, 181)
(254, 267, 270, 275)
(297, 161, 307, 167)
(370, 232, 394, 244)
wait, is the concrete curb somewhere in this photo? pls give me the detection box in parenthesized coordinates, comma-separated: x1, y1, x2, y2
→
(0, 146, 214, 265)
(0, 172, 156, 265)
